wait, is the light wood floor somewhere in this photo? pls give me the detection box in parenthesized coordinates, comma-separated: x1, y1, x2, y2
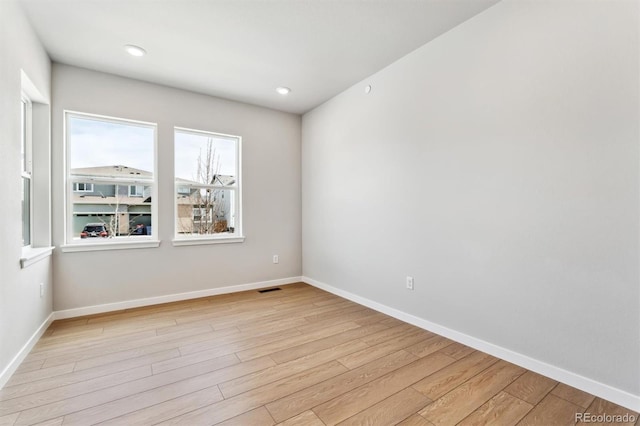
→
(0, 283, 637, 426)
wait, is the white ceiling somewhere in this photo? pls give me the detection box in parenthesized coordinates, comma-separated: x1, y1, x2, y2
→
(19, 0, 499, 114)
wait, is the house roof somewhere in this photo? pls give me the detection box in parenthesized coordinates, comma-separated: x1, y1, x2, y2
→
(72, 165, 235, 185)
(176, 175, 236, 186)
(71, 165, 152, 179)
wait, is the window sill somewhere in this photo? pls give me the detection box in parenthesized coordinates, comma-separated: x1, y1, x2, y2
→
(61, 239, 161, 253)
(172, 236, 245, 247)
(21, 246, 54, 269)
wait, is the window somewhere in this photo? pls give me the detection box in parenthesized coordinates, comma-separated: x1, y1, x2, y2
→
(174, 127, 242, 244)
(21, 96, 32, 247)
(129, 185, 144, 197)
(19, 71, 54, 267)
(65, 112, 157, 249)
(73, 182, 94, 192)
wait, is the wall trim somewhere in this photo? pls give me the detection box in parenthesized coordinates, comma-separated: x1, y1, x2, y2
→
(54, 276, 303, 320)
(302, 276, 640, 412)
(0, 312, 54, 389)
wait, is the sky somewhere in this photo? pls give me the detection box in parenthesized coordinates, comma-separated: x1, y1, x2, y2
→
(69, 116, 237, 181)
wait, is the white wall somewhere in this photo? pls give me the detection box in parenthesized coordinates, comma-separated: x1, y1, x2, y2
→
(302, 0, 639, 401)
(0, 0, 53, 383)
(51, 64, 301, 311)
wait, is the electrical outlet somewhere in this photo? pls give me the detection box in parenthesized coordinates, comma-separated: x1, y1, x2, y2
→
(406, 276, 414, 290)
(40, 283, 44, 298)
(273, 255, 279, 264)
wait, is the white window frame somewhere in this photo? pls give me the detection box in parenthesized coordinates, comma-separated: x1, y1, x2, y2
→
(173, 126, 244, 246)
(19, 71, 54, 268)
(73, 182, 94, 192)
(62, 111, 159, 252)
(21, 94, 32, 249)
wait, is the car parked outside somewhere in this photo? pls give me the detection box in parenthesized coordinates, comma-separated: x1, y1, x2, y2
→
(80, 223, 108, 238)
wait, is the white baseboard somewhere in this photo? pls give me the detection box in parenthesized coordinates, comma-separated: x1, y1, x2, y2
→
(54, 276, 303, 320)
(302, 276, 640, 412)
(0, 312, 54, 389)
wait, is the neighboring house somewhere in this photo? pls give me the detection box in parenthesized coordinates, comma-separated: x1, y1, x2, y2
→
(70, 165, 152, 236)
(176, 174, 235, 235)
(70, 165, 235, 237)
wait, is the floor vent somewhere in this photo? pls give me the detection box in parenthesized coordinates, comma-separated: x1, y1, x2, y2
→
(258, 287, 282, 293)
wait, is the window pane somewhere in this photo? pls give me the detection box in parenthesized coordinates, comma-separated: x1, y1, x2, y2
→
(68, 115, 154, 179)
(176, 188, 236, 235)
(22, 177, 31, 246)
(174, 130, 237, 184)
(71, 182, 152, 238)
(67, 113, 155, 242)
(74, 182, 94, 192)
(21, 100, 27, 173)
(129, 185, 144, 197)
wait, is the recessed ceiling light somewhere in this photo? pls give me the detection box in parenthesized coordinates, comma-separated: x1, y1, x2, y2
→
(124, 45, 146, 57)
(276, 86, 291, 95)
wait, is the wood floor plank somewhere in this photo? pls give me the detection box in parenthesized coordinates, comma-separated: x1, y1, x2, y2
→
(3, 284, 631, 426)
(151, 347, 237, 375)
(5, 364, 75, 387)
(419, 360, 525, 425)
(313, 352, 455, 425)
(405, 335, 455, 358)
(34, 326, 226, 367)
(159, 361, 348, 425)
(236, 321, 364, 362)
(0, 413, 18, 426)
(235, 316, 310, 335)
(353, 311, 392, 326)
(551, 383, 596, 408)
(29, 330, 159, 359)
(269, 323, 388, 364)
(13, 356, 270, 425)
(265, 350, 418, 423)
(155, 323, 215, 337)
(99, 387, 225, 426)
(337, 328, 434, 369)
(397, 414, 436, 426)
(302, 305, 369, 325)
(69, 328, 239, 371)
(0, 349, 177, 402)
(12, 360, 44, 375)
(438, 342, 475, 360)
(337, 387, 431, 426)
(503, 370, 557, 405)
(457, 391, 532, 426)
(378, 317, 406, 328)
(275, 410, 325, 426)
(517, 394, 584, 426)
(44, 327, 104, 340)
(178, 326, 302, 358)
(219, 339, 369, 398)
(30, 417, 63, 426)
(61, 377, 224, 425)
(0, 366, 152, 417)
(359, 324, 417, 346)
(215, 407, 276, 426)
(412, 350, 498, 400)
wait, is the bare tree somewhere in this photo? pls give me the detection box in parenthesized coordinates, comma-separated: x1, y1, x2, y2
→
(97, 184, 145, 237)
(181, 139, 227, 235)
